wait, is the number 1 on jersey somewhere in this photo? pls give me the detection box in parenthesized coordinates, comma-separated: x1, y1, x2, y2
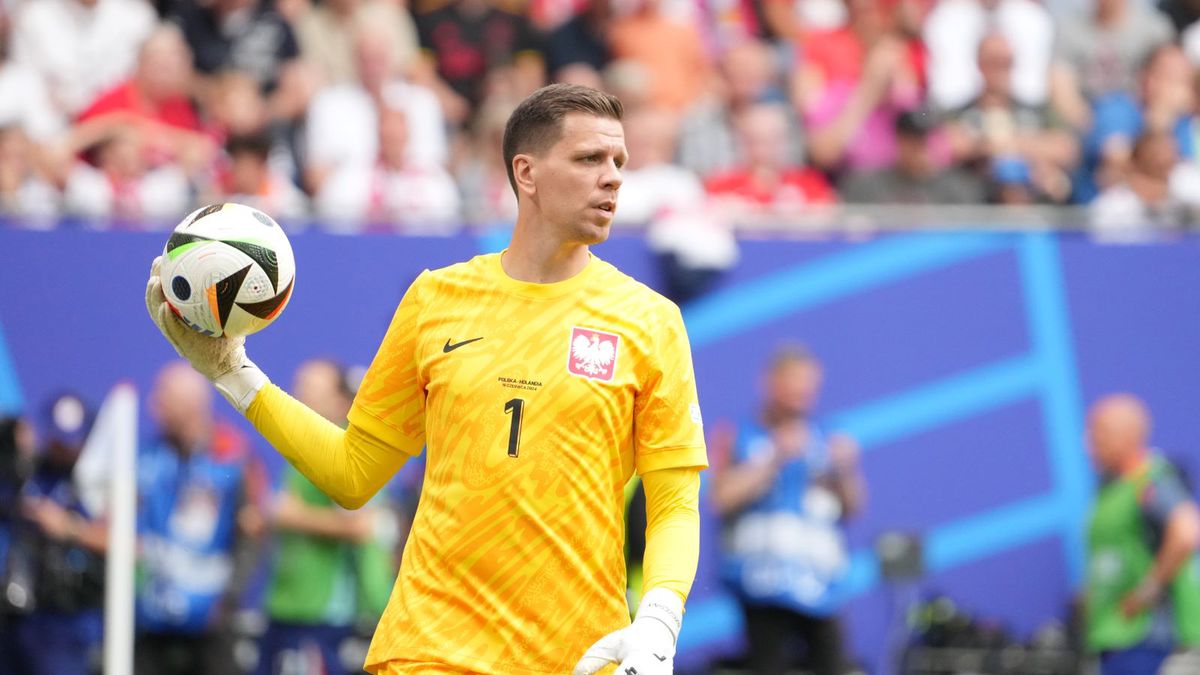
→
(504, 398, 524, 458)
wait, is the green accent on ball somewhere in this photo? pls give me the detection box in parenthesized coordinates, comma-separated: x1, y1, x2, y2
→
(166, 240, 211, 261)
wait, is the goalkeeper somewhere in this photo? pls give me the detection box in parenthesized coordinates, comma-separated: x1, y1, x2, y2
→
(146, 84, 707, 675)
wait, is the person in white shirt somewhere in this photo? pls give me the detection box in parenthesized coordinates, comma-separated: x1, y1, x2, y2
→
(614, 106, 705, 225)
(923, 0, 1055, 110)
(1090, 129, 1200, 241)
(10, 0, 156, 117)
(304, 23, 447, 195)
(63, 129, 190, 226)
(0, 125, 59, 224)
(314, 104, 460, 232)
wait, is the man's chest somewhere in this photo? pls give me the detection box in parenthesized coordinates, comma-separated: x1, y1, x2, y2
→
(413, 298, 644, 460)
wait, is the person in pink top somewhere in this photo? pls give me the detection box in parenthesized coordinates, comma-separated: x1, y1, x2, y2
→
(795, 0, 923, 175)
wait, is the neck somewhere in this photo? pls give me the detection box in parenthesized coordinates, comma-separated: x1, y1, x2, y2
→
(504, 220, 592, 283)
(979, 88, 1009, 108)
(170, 420, 211, 455)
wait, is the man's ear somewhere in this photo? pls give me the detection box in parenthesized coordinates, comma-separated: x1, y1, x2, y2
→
(513, 153, 536, 199)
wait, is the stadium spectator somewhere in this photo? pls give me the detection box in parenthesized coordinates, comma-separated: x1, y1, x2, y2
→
(1052, 0, 1175, 130)
(614, 107, 704, 225)
(0, 126, 59, 224)
(211, 132, 307, 223)
(9, 0, 156, 118)
(705, 103, 836, 224)
(712, 346, 865, 675)
(0, 8, 66, 145)
(923, 0, 1055, 110)
(455, 98, 519, 225)
(840, 110, 985, 203)
(1078, 44, 1196, 203)
(414, 0, 545, 119)
(678, 38, 791, 178)
(616, 105, 735, 304)
(63, 128, 191, 225)
(795, 0, 923, 174)
(1089, 129, 1200, 239)
(315, 105, 461, 231)
(945, 33, 1077, 204)
(1083, 394, 1200, 675)
(294, 0, 420, 86)
(72, 24, 215, 176)
(257, 359, 395, 675)
(5, 393, 105, 675)
(304, 23, 447, 196)
(134, 362, 263, 675)
(542, 0, 612, 82)
(607, 0, 711, 112)
(168, 0, 315, 126)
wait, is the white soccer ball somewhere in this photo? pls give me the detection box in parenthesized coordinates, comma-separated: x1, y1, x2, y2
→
(159, 203, 296, 338)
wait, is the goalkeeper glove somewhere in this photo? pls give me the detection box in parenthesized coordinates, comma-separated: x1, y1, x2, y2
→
(145, 256, 268, 413)
(573, 588, 683, 675)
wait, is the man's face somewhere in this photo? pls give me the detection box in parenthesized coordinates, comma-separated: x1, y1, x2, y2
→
(1087, 413, 1124, 474)
(150, 365, 212, 443)
(766, 360, 822, 417)
(524, 113, 626, 245)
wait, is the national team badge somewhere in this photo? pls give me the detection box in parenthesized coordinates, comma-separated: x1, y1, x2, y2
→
(568, 327, 619, 382)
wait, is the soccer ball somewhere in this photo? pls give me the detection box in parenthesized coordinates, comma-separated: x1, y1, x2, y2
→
(159, 203, 295, 338)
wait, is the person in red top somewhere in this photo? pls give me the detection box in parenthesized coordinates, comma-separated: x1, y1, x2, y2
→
(71, 24, 214, 175)
(705, 102, 835, 224)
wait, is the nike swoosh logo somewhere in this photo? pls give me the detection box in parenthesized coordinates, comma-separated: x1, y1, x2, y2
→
(654, 654, 667, 662)
(443, 337, 484, 353)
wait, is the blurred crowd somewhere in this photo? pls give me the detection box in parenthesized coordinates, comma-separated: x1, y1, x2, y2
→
(0, 360, 417, 675)
(2, 0, 1200, 237)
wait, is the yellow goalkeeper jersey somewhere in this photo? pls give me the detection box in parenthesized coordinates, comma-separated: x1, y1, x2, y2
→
(348, 252, 708, 674)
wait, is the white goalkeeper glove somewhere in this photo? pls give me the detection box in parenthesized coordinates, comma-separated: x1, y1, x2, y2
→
(145, 256, 268, 413)
(573, 588, 683, 675)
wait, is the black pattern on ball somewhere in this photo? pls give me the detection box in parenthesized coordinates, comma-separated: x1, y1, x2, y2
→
(237, 277, 293, 319)
(188, 203, 226, 225)
(172, 275, 191, 300)
(223, 240, 280, 292)
(215, 265, 252, 328)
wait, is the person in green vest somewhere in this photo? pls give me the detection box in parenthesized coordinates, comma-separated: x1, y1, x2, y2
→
(1086, 393, 1200, 675)
(257, 359, 397, 675)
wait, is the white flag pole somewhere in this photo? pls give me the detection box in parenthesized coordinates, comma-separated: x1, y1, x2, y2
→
(93, 382, 138, 675)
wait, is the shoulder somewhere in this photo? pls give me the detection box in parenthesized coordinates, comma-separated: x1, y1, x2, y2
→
(596, 257, 680, 315)
(416, 253, 496, 295)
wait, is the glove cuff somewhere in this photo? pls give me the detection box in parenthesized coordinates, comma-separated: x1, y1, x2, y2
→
(214, 363, 269, 414)
(635, 588, 684, 646)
